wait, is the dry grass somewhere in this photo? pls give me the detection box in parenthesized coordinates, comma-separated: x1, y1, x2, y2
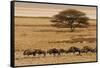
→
(15, 17, 97, 66)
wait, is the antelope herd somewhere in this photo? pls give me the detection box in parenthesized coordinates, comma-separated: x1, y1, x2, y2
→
(23, 46, 96, 57)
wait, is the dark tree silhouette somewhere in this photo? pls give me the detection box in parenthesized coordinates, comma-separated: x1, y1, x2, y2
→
(51, 9, 89, 32)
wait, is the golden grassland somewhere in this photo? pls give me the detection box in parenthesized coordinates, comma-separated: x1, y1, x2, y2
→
(14, 17, 97, 66)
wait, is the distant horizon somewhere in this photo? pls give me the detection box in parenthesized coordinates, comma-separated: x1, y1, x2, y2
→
(15, 16, 96, 20)
(15, 2, 96, 19)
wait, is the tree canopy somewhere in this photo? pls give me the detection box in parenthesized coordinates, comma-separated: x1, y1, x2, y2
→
(51, 9, 89, 32)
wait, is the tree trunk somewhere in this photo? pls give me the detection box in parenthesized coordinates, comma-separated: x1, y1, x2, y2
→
(71, 27, 74, 32)
(70, 23, 74, 32)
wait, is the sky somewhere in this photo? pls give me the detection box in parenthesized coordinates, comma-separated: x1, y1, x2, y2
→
(15, 2, 97, 19)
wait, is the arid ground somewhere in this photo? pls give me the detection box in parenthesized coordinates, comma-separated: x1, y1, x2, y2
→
(15, 17, 97, 66)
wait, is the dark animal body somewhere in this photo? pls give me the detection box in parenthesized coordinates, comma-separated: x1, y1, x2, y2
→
(47, 48, 61, 56)
(23, 49, 34, 56)
(23, 49, 46, 57)
(59, 49, 67, 55)
(81, 46, 96, 53)
(67, 46, 81, 55)
(35, 49, 46, 56)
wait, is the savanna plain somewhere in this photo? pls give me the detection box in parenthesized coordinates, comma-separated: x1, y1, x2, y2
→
(15, 17, 97, 66)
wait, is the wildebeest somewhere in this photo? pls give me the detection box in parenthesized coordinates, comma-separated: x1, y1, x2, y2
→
(35, 49, 46, 57)
(59, 49, 66, 55)
(23, 49, 34, 56)
(67, 46, 81, 55)
(91, 48, 96, 53)
(23, 49, 46, 57)
(47, 48, 61, 56)
(81, 46, 96, 53)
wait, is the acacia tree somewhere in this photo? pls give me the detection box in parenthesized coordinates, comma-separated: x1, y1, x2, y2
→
(51, 9, 89, 32)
